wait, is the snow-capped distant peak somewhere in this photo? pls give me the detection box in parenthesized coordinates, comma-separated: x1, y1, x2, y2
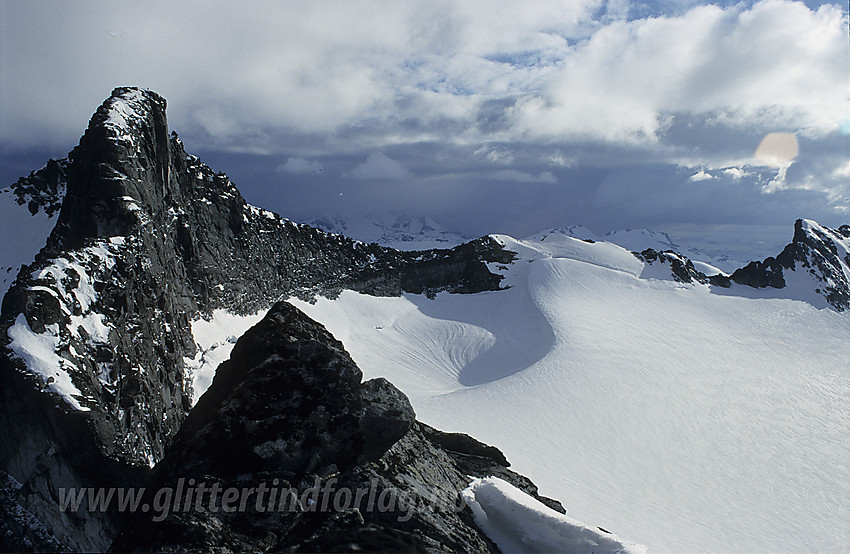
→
(303, 213, 470, 251)
(603, 228, 679, 252)
(525, 225, 599, 243)
(521, 226, 721, 282)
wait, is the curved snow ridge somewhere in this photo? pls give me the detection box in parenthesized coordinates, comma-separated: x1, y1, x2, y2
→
(462, 476, 646, 554)
(290, 281, 556, 389)
(494, 233, 646, 278)
(262, 236, 849, 552)
(415, 253, 850, 553)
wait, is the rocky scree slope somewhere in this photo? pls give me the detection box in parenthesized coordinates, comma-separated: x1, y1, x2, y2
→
(0, 88, 514, 552)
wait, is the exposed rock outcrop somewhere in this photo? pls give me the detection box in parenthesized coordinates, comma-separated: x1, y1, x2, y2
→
(730, 219, 850, 310)
(634, 248, 710, 284)
(112, 302, 559, 553)
(633, 220, 850, 306)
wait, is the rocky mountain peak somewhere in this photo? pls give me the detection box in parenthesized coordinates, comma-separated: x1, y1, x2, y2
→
(52, 88, 172, 247)
(730, 218, 850, 310)
(88, 87, 167, 143)
(0, 88, 514, 551)
(792, 218, 850, 252)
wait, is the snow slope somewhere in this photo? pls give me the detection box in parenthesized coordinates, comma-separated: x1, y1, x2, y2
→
(184, 309, 266, 405)
(539, 224, 795, 275)
(291, 232, 850, 553)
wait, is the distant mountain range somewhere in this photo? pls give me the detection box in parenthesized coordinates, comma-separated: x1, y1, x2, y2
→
(302, 213, 470, 251)
(302, 217, 801, 277)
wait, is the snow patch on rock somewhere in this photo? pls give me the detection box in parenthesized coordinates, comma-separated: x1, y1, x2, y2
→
(7, 314, 87, 411)
(184, 309, 267, 405)
(462, 476, 646, 554)
(6, 238, 124, 411)
(102, 88, 148, 148)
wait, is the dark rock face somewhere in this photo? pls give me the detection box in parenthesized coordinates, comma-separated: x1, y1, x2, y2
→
(0, 88, 518, 551)
(0, 357, 151, 552)
(156, 302, 412, 483)
(8, 158, 67, 218)
(730, 219, 850, 310)
(729, 258, 786, 289)
(634, 248, 710, 284)
(112, 302, 556, 553)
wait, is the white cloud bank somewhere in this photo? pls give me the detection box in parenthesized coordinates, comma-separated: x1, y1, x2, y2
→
(277, 157, 322, 175)
(0, 0, 845, 150)
(346, 153, 411, 180)
(510, 1, 848, 143)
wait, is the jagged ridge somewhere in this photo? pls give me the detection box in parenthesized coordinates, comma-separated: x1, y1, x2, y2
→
(730, 219, 850, 310)
(632, 219, 850, 310)
(0, 87, 514, 551)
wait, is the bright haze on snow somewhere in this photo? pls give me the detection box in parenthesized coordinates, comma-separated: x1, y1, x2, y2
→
(1, 0, 848, 241)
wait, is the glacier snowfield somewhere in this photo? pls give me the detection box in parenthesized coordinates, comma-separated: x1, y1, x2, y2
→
(282, 233, 850, 553)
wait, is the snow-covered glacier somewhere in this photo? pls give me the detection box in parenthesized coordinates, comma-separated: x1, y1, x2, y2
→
(288, 230, 850, 553)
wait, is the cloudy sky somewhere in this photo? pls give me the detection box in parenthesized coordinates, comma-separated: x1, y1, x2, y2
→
(1, 0, 847, 244)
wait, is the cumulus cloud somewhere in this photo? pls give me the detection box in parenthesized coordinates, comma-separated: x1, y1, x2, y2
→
(346, 153, 411, 180)
(508, 1, 848, 143)
(277, 157, 322, 175)
(1, 0, 845, 151)
(689, 169, 715, 182)
(723, 167, 748, 179)
(832, 161, 850, 179)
